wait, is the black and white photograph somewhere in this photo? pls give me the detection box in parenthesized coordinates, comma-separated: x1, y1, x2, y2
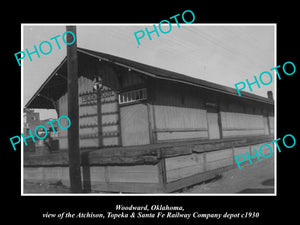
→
(22, 24, 275, 195)
(3, 5, 298, 225)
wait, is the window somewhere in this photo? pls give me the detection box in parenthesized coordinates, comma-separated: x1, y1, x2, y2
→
(119, 88, 147, 105)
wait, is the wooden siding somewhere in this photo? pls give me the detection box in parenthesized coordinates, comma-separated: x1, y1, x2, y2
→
(120, 70, 145, 89)
(80, 60, 121, 147)
(100, 86, 120, 147)
(106, 165, 159, 183)
(153, 86, 208, 142)
(57, 93, 68, 149)
(154, 105, 208, 130)
(24, 167, 71, 187)
(83, 165, 159, 185)
(165, 148, 233, 183)
(57, 72, 274, 148)
(206, 148, 233, 170)
(57, 76, 121, 149)
(151, 83, 274, 142)
(57, 76, 100, 149)
(165, 141, 273, 184)
(120, 103, 150, 146)
(207, 112, 220, 139)
(165, 154, 205, 182)
(78, 76, 99, 148)
(156, 130, 208, 141)
(24, 137, 274, 193)
(221, 112, 265, 137)
(78, 76, 100, 148)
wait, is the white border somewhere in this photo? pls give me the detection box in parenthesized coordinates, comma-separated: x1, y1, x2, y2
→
(274, 24, 277, 196)
(21, 23, 277, 196)
(21, 24, 24, 195)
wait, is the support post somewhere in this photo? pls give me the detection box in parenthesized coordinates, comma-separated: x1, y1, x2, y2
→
(217, 97, 223, 139)
(66, 25, 82, 193)
(97, 87, 103, 147)
(157, 148, 167, 192)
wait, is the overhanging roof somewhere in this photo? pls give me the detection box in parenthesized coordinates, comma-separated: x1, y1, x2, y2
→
(25, 47, 274, 109)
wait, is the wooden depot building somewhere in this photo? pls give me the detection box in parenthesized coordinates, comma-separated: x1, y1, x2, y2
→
(24, 47, 274, 193)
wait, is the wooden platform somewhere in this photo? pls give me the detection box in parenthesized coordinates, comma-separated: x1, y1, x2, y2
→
(24, 135, 274, 193)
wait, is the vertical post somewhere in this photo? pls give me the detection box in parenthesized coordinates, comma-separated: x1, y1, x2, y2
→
(266, 112, 271, 135)
(97, 87, 103, 147)
(66, 25, 82, 193)
(157, 148, 167, 192)
(146, 79, 154, 144)
(217, 97, 223, 139)
(147, 79, 157, 144)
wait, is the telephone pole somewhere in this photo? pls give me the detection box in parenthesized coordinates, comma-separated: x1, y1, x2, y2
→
(66, 25, 82, 193)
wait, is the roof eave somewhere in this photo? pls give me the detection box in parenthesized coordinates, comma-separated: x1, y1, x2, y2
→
(77, 48, 274, 105)
(25, 57, 68, 109)
(25, 48, 274, 110)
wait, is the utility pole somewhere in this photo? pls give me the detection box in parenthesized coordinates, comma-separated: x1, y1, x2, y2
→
(66, 25, 82, 193)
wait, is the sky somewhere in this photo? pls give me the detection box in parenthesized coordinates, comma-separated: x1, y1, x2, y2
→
(22, 24, 275, 119)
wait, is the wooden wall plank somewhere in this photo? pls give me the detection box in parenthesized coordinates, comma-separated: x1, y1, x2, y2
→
(152, 84, 208, 142)
(103, 137, 119, 146)
(89, 167, 106, 183)
(165, 165, 233, 193)
(154, 105, 208, 130)
(233, 146, 251, 157)
(165, 153, 205, 182)
(223, 129, 265, 137)
(221, 112, 264, 129)
(206, 148, 233, 162)
(91, 182, 161, 193)
(165, 154, 202, 170)
(205, 148, 234, 171)
(156, 130, 208, 141)
(206, 157, 233, 171)
(107, 165, 159, 183)
(120, 104, 150, 146)
(207, 112, 220, 139)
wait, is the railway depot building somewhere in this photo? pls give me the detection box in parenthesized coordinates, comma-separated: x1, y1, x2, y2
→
(24, 47, 274, 193)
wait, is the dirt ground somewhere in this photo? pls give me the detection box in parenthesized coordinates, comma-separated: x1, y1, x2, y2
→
(183, 156, 275, 194)
(23, 157, 274, 194)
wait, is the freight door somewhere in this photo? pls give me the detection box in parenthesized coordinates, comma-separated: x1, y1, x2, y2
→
(120, 103, 150, 146)
(207, 107, 220, 139)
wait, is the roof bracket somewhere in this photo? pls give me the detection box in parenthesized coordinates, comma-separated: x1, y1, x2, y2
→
(37, 93, 58, 114)
(55, 73, 67, 80)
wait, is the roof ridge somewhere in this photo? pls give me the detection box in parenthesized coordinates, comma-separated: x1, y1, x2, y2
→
(77, 47, 273, 104)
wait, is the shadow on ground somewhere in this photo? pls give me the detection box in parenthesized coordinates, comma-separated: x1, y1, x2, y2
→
(238, 178, 274, 193)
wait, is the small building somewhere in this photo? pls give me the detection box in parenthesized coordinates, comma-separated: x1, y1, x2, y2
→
(23, 109, 40, 135)
(23, 109, 59, 153)
(24, 47, 274, 193)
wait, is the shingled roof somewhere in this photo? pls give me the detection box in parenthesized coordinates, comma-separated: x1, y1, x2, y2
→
(25, 47, 274, 109)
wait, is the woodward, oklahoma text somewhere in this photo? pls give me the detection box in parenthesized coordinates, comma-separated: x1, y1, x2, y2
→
(116, 204, 183, 211)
